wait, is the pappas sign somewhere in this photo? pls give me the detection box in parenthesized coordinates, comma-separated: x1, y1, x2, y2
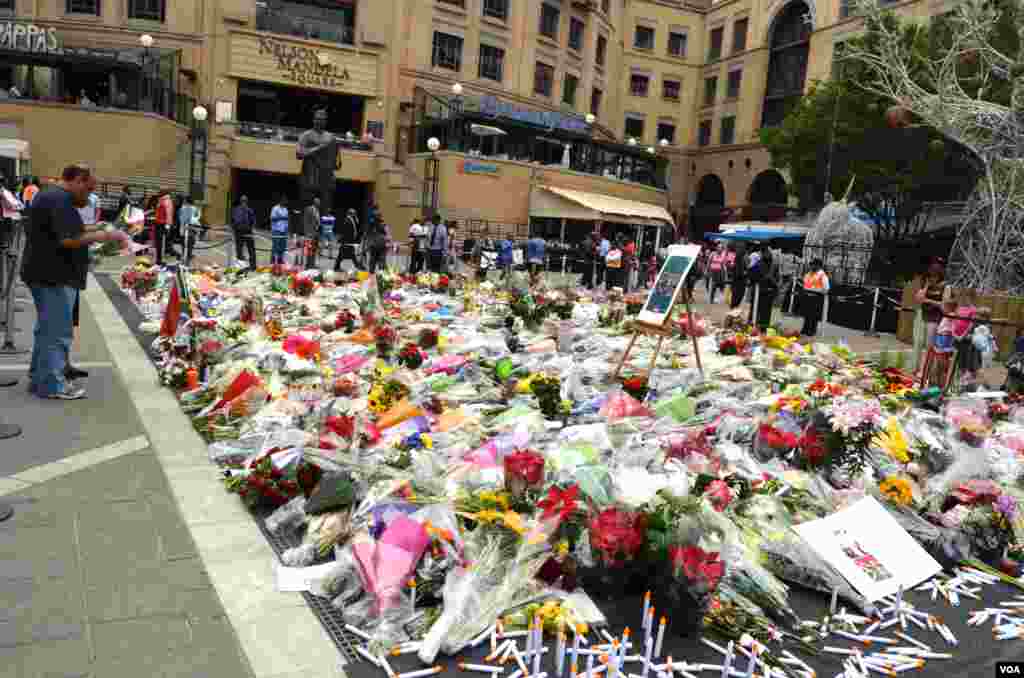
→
(0, 22, 59, 53)
(477, 96, 588, 134)
(460, 160, 500, 176)
(257, 37, 351, 90)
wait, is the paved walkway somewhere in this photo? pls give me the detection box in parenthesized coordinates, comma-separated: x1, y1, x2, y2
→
(0, 274, 345, 678)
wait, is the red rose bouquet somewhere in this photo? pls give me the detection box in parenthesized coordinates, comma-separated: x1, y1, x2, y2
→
(589, 507, 645, 566)
(418, 327, 440, 349)
(718, 333, 749, 356)
(223, 450, 322, 509)
(504, 449, 546, 497)
(289, 273, 316, 297)
(621, 375, 649, 402)
(754, 420, 799, 462)
(399, 342, 426, 369)
(436, 275, 450, 291)
(374, 324, 398, 357)
(335, 310, 356, 333)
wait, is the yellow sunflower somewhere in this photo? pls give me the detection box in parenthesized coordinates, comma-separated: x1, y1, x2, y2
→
(873, 416, 910, 463)
(879, 476, 914, 506)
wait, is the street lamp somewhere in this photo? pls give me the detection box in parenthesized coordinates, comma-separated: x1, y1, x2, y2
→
(189, 104, 208, 203)
(451, 82, 463, 96)
(425, 137, 441, 218)
(627, 137, 637, 146)
(139, 34, 154, 111)
(647, 146, 655, 154)
(660, 139, 669, 147)
(585, 113, 596, 126)
(427, 137, 441, 152)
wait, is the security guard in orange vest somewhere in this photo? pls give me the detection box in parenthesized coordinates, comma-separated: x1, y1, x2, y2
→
(801, 259, 830, 337)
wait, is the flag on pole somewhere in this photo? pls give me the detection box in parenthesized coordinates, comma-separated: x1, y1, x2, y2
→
(160, 279, 181, 338)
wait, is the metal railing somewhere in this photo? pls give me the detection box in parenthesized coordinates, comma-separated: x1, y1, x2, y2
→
(228, 121, 375, 151)
(3, 85, 195, 127)
(255, 2, 355, 46)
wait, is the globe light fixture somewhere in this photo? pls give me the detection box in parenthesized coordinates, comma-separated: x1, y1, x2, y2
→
(427, 137, 441, 152)
(452, 83, 463, 96)
(660, 139, 669, 147)
(192, 105, 208, 122)
(627, 137, 637, 146)
(647, 146, 655, 154)
(140, 34, 154, 48)
(585, 113, 596, 125)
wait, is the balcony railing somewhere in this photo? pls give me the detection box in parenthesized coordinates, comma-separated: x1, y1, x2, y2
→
(230, 120, 375, 150)
(1, 85, 195, 127)
(255, 2, 355, 46)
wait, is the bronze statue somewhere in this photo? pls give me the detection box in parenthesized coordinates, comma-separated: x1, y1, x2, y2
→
(296, 108, 341, 214)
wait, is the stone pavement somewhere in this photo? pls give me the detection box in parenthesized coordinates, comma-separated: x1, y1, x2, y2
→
(0, 274, 346, 678)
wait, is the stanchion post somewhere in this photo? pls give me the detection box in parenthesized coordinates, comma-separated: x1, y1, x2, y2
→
(865, 287, 881, 337)
(751, 283, 761, 328)
(225, 234, 235, 269)
(789, 276, 797, 315)
(819, 293, 830, 338)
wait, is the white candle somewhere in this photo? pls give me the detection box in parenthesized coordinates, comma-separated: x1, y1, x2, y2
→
(460, 663, 505, 674)
(653, 618, 666, 658)
(641, 636, 653, 678)
(379, 654, 397, 678)
(558, 632, 566, 676)
(534, 642, 543, 676)
(356, 647, 381, 666)
(346, 624, 374, 642)
(642, 591, 651, 627)
(585, 652, 595, 678)
(830, 588, 839, 615)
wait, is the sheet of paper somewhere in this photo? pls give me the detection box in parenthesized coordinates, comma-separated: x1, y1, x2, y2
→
(273, 560, 342, 593)
(792, 496, 942, 602)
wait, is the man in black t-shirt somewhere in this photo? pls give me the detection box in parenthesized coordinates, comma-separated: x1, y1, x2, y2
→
(21, 164, 127, 400)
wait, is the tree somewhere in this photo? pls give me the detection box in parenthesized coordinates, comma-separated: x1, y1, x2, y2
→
(844, 0, 1024, 293)
(760, 10, 980, 242)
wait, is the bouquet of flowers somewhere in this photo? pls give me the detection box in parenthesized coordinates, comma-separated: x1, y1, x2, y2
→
(377, 268, 400, 296)
(504, 449, 546, 498)
(398, 342, 426, 369)
(589, 506, 646, 568)
(159, 357, 191, 390)
(418, 327, 439, 349)
(223, 450, 323, 509)
(718, 333, 749, 356)
(120, 268, 158, 298)
(289, 272, 317, 297)
(530, 374, 568, 420)
(373, 324, 398, 357)
(676, 312, 709, 337)
(434, 274, 451, 292)
(659, 542, 725, 635)
(334, 310, 356, 333)
(509, 289, 548, 329)
(754, 416, 799, 463)
(941, 480, 1018, 563)
(621, 375, 649, 402)
(823, 398, 885, 475)
(367, 378, 410, 414)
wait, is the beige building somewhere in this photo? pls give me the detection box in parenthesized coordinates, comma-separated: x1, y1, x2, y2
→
(0, 0, 953, 243)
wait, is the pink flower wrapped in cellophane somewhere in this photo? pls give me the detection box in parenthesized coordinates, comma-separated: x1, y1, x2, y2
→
(352, 515, 430, 617)
(600, 392, 653, 421)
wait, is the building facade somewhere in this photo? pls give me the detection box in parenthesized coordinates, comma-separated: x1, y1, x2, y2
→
(0, 0, 956, 241)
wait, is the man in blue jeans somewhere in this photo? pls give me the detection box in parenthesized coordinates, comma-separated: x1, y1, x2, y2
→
(22, 163, 127, 399)
(269, 194, 289, 265)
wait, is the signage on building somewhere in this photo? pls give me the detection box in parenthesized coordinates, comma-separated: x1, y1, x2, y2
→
(229, 32, 378, 97)
(257, 37, 351, 89)
(475, 96, 589, 134)
(0, 22, 59, 53)
(460, 160, 500, 176)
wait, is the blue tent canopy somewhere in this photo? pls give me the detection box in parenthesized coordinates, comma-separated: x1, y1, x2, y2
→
(705, 229, 806, 242)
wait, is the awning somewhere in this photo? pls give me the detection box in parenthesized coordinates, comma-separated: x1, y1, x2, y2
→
(706, 229, 806, 242)
(470, 124, 507, 137)
(530, 185, 674, 227)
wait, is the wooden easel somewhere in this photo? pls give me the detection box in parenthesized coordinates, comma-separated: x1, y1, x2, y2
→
(613, 298, 704, 379)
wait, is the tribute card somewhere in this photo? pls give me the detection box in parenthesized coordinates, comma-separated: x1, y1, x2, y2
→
(637, 244, 701, 327)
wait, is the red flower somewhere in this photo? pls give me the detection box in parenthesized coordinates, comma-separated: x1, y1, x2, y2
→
(438, 275, 450, 288)
(798, 428, 827, 466)
(759, 423, 798, 450)
(809, 379, 828, 394)
(538, 484, 580, 522)
(589, 508, 645, 563)
(668, 545, 724, 590)
(703, 480, 733, 512)
(951, 479, 1001, 506)
(324, 415, 355, 439)
(504, 450, 546, 485)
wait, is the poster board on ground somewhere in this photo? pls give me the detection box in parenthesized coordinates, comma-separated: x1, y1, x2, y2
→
(792, 496, 942, 602)
(637, 244, 701, 327)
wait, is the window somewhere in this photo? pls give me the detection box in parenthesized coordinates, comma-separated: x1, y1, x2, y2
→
(634, 26, 655, 50)
(0, 0, 11, 10)
(595, 35, 607, 66)
(668, 31, 687, 57)
(662, 79, 680, 101)
(569, 17, 585, 51)
(703, 76, 717, 106)
(656, 122, 676, 145)
(732, 18, 748, 53)
(726, 69, 742, 99)
(624, 117, 645, 140)
(720, 116, 736, 145)
(127, 0, 165, 21)
(698, 120, 712, 147)
(66, 0, 100, 13)
(479, 44, 505, 81)
(534, 61, 555, 96)
(563, 74, 579, 106)
(708, 27, 723, 61)
(483, 0, 508, 21)
(432, 32, 463, 71)
(539, 3, 560, 40)
(630, 74, 650, 97)
(591, 88, 603, 116)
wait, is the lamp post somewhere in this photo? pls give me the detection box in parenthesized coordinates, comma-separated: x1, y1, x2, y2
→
(425, 137, 441, 219)
(139, 34, 153, 112)
(186, 105, 208, 265)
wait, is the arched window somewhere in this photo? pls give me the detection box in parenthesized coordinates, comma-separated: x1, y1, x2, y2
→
(761, 1, 812, 128)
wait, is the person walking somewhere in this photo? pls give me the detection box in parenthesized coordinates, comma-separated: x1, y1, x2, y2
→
(707, 242, 728, 303)
(21, 176, 39, 206)
(302, 197, 321, 269)
(579, 233, 595, 289)
(364, 219, 388, 274)
(597, 233, 610, 287)
(178, 195, 201, 262)
(749, 242, 780, 330)
(407, 217, 426, 274)
(334, 207, 360, 272)
(269, 195, 290, 266)
(527, 234, 546, 287)
(154, 189, 177, 265)
(231, 195, 257, 270)
(623, 237, 637, 292)
(22, 164, 127, 399)
(426, 213, 448, 273)
(800, 259, 830, 337)
(605, 236, 624, 290)
(497, 236, 514, 282)
(729, 243, 747, 311)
